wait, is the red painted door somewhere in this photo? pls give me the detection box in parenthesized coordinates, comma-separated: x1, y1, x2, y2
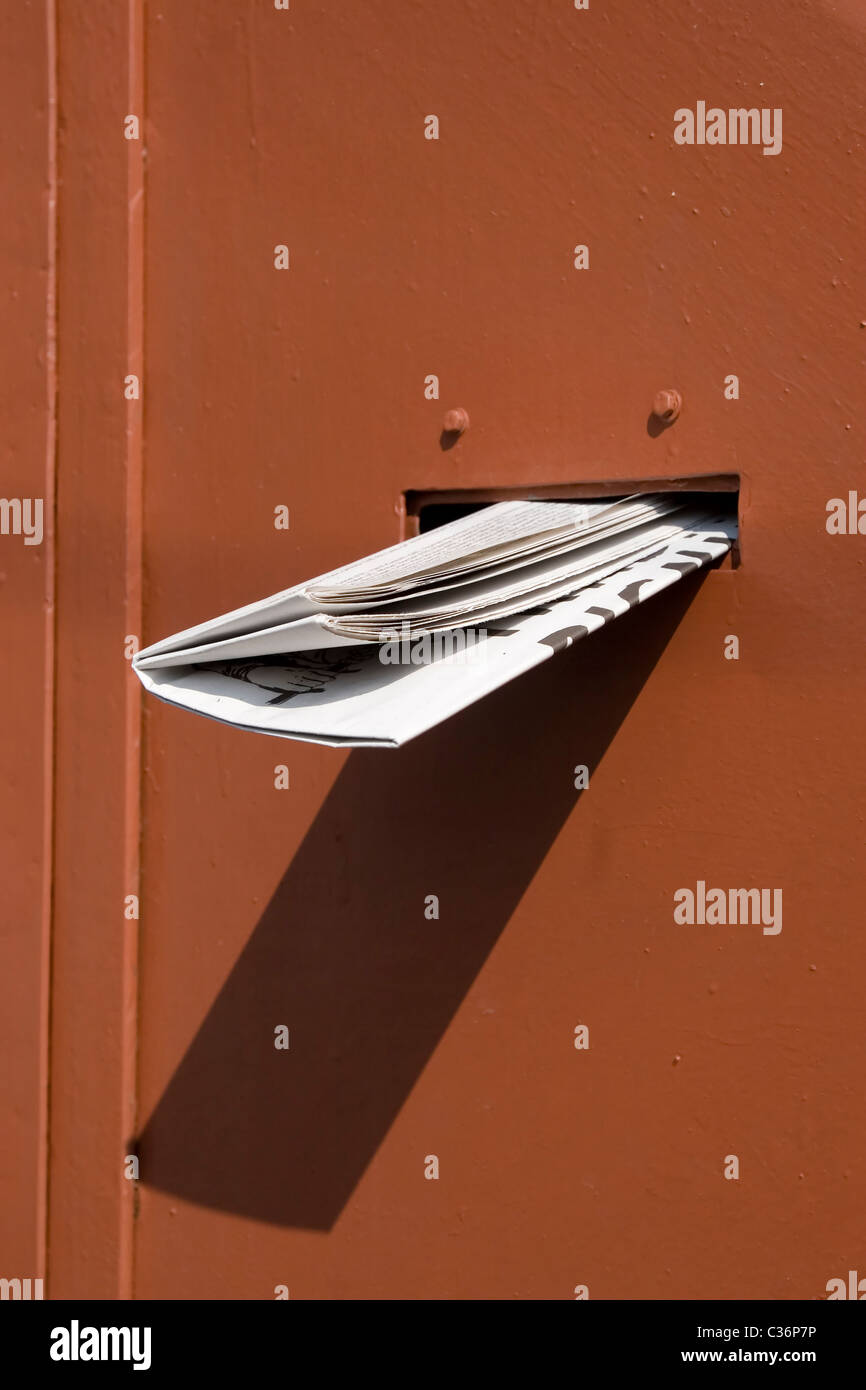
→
(3, 0, 865, 1300)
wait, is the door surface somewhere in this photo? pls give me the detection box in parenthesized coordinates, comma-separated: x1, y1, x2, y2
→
(3, 0, 865, 1300)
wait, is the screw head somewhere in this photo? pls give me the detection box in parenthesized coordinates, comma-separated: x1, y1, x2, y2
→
(652, 388, 682, 424)
(443, 407, 470, 434)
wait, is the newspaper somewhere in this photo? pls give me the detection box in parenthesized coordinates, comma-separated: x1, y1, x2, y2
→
(133, 496, 735, 747)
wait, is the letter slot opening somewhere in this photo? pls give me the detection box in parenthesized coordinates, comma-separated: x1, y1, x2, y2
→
(406, 476, 740, 567)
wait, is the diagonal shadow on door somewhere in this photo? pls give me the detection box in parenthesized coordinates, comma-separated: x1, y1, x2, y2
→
(137, 574, 707, 1230)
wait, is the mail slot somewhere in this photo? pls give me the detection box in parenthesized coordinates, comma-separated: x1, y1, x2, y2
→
(406, 477, 741, 566)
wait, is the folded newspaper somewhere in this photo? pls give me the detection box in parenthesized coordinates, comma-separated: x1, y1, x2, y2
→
(134, 495, 735, 747)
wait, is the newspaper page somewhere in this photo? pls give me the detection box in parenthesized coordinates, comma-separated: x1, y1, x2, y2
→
(134, 513, 735, 747)
(135, 497, 697, 669)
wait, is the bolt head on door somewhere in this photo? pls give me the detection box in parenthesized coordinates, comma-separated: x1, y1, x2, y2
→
(651, 389, 682, 425)
(442, 408, 470, 434)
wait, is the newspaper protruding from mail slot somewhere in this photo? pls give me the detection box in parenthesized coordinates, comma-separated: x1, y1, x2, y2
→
(134, 495, 736, 747)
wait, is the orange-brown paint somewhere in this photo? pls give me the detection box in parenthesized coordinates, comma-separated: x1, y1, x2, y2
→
(1, 0, 865, 1300)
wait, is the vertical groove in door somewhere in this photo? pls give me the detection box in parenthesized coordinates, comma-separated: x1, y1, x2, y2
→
(120, 0, 146, 1302)
(40, 0, 59, 1292)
